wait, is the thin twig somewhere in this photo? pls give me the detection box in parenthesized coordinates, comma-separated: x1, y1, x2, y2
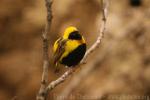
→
(37, 0, 108, 99)
(45, 0, 108, 95)
(59, 40, 112, 98)
(36, 0, 53, 100)
(81, 0, 108, 62)
(46, 68, 76, 92)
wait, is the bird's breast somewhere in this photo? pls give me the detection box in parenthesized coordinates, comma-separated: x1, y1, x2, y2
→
(60, 40, 85, 61)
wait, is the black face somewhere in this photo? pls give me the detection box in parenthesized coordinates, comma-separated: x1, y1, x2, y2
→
(68, 31, 82, 40)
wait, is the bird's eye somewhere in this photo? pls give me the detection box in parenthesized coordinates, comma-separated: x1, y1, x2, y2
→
(68, 31, 82, 40)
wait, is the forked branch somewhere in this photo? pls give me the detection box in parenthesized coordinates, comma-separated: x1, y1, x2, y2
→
(46, 0, 108, 95)
(37, 0, 108, 100)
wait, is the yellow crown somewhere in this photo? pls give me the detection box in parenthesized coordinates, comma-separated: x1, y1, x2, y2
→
(63, 26, 78, 39)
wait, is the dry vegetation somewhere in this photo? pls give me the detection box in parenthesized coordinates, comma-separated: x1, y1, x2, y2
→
(0, 0, 150, 100)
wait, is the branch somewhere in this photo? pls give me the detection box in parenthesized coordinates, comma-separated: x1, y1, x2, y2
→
(37, 0, 108, 99)
(59, 40, 113, 98)
(36, 0, 53, 100)
(81, 0, 108, 62)
(45, 0, 108, 94)
(46, 68, 76, 92)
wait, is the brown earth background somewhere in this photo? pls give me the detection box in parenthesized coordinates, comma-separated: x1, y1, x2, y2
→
(0, 0, 150, 100)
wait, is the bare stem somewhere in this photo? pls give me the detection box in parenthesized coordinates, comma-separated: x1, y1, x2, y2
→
(46, 68, 76, 92)
(45, 0, 108, 96)
(37, 0, 108, 99)
(36, 0, 53, 100)
(81, 0, 108, 62)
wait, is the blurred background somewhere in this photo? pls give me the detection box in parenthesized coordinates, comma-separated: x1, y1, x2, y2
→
(0, 0, 150, 100)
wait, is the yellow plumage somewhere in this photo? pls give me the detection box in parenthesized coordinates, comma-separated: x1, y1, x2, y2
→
(53, 26, 86, 72)
(60, 40, 81, 60)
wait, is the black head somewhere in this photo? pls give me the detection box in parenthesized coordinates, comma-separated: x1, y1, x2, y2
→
(68, 31, 82, 40)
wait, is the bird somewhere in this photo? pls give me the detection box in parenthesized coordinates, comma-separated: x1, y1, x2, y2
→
(53, 26, 86, 72)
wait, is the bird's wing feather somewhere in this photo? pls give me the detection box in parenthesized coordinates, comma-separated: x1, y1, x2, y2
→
(53, 38, 67, 65)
